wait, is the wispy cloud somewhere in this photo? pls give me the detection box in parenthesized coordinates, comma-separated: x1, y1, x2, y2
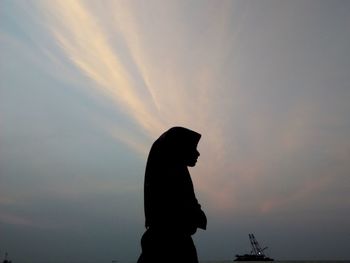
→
(0, 212, 40, 228)
(39, 0, 166, 140)
(259, 175, 333, 213)
(32, 0, 350, 216)
(37, 0, 231, 188)
(37, 1, 233, 146)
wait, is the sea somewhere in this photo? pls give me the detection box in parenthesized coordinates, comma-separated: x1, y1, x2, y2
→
(199, 261, 350, 263)
(117, 260, 350, 263)
(56, 260, 350, 263)
(15, 260, 350, 263)
(13, 260, 350, 263)
(126, 261, 350, 263)
(107, 260, 349, 263)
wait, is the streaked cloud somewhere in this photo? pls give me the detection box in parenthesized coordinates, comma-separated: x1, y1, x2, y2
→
(38, 0, 166, 140)
(2, 1, 350, 259)
(35, 0, 233, 202)
(0, 213, 34, 227)
(30, 0, 350, 217)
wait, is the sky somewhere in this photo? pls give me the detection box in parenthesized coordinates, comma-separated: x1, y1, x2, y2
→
(1, 0, 350, 262)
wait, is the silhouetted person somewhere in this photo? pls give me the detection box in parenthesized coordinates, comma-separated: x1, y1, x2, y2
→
(137, 127, 207, 263)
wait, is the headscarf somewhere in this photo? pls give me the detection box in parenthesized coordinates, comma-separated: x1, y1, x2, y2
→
(146, 126, 201, 167)
(144, 127, 202, 231)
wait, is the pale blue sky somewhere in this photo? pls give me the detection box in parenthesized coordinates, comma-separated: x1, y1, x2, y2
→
(1, 1, 350, 262)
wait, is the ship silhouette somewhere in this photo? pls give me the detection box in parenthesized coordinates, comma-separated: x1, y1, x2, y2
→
(2, 252, 12, 263)
(234, 234, 274, 261)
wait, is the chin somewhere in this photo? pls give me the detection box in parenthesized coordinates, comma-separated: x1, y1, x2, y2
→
(187, 160, 197, 167)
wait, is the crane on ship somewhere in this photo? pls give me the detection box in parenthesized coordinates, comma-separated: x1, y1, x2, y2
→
(2, 252, 12, 263)
(249, 233, 269, 256)
(234, 233, 274, 261)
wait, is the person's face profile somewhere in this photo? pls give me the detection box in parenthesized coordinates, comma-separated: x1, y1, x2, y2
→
(185, 147, 200, 167)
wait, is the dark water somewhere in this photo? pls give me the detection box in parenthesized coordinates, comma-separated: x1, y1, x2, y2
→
(200, 261, 349, 263)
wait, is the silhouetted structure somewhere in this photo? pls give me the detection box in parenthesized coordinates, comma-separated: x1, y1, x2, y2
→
(137, 127, 207, 263)
(2, 252, 12, 263)
(234, 234, 274, 261)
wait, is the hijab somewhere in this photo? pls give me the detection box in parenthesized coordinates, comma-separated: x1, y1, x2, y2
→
(144, 127, 201, 229)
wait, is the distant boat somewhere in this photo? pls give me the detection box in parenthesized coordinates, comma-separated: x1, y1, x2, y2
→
(2, 252, 12, 263)
(234, 234, 274, 261)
